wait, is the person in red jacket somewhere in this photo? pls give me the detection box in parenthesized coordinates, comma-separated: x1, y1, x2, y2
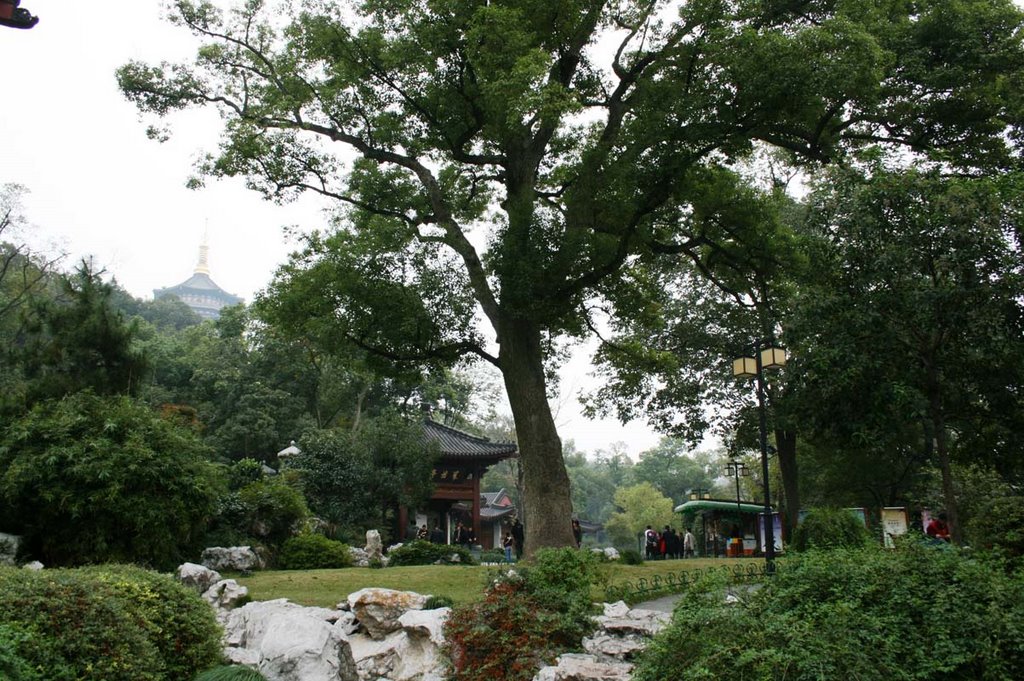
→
(926, 512, 951, 542)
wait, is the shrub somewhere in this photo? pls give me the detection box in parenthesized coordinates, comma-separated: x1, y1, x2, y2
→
(278, 533, 352, 570)
(77, 564, 223, 680)
(964, 495, 1024, 560)
(0, 392, 222, 569)
(479, 548, 506, 564)
(0, 623, 41, 681)
(618, 548, 644, 565)
(790, 507, 871, 552)
(443, 548, 598, 681)
(387, 540, 475, 566)
(235, 477, 309, 546)
(632, 542, 1024, 681)
(424, 595, 455, 609)
(194, 665, 269, 681)
(0, 565, 222, 681)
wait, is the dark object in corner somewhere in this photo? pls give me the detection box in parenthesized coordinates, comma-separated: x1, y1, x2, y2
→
(0, 0, 39, 30)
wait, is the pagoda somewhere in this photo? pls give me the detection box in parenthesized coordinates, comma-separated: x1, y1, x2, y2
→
(154, 239, 242, 320)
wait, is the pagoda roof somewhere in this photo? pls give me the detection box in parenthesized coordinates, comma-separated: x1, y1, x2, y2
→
(154, 272, 242, 303)
(423, 419, 517, 460)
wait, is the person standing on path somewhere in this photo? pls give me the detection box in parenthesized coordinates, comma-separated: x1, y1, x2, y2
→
(683, 529, 695, 558)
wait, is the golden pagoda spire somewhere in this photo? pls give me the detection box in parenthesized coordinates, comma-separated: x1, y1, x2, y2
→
(195, 226, 210, 275)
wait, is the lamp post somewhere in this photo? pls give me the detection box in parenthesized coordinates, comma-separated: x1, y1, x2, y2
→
(732, 341, 787, 574)
(688, 488, 712, 501)
(687, 488, 711, 556)
(725, 458, 749, 523)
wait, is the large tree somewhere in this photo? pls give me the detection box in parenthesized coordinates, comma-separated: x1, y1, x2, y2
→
(118, 0, 1024, 552)
(786, 167, 1024, 543)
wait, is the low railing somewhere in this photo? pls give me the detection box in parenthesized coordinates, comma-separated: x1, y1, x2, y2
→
(604, 561, 774, 604)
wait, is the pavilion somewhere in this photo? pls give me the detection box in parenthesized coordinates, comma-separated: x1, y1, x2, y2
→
(399, 418, 517, 549)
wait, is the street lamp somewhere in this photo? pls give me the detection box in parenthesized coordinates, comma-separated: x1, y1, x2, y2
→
(688, 488, 712, 501)
(733, 340, 786, 574)
(724, 459, 750, 520)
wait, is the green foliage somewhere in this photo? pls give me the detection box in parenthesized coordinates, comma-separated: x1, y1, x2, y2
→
(424, 594, 455, 609)
(0, 565, 222, 681)
(75, 565, 223, 681)
(387, 540, 475, 567)
(234, 476, 309, 546)
(791, 507, 872, 552)
(479, 548, 506, 564)
(293, 416, 438, 541)
(443, 548, 598, 681)
(278, 533, 352, 570)
(193, 665, 269, 681)
(0, 391, 222, 568)
(14, 261, 148, 405)
(618, 548, 644, 565)
(633, 543, 1024, 681)
(604, 483, 676, 549)
(964, 495, 1024, 561)
(0, 623, 41, 681)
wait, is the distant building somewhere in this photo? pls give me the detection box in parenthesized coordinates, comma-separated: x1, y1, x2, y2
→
(154, 240, 242, 320)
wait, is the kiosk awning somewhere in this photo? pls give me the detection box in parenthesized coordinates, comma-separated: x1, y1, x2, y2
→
(675, 499, 773, 514)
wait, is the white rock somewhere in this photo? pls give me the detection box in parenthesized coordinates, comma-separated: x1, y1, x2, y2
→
(347, 588, 429, 640)
(601, 601, 630, 618)
(601, 547, 620, 561)
(201, 546, 264, 571)
(348, 627, 447, 681)
(365, 530, 383, 563)
(0, 533, 20, 566)
(23, 560, 43, 571)
(203, 579, 250, 610)
(594, 608, 670, 638)
(533, 653, 634, 681)
(176, 562, 222, 593)
(582, 633, 648, 660)
(348, 546, 369, 568)
(399, 607, 450, 647)
(258, 611, 358, 681)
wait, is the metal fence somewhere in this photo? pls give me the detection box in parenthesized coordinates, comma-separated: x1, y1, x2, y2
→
(604, 561, 775, 603)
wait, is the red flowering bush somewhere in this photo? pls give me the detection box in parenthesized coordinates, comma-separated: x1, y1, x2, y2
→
(442, 548, 598, 681)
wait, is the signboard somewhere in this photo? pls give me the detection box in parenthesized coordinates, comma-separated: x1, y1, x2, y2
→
(881, 507, 908, 548)
(758, 512, 783, 553)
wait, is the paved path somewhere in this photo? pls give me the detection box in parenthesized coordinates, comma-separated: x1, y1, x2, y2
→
(631, 592, 684, 613)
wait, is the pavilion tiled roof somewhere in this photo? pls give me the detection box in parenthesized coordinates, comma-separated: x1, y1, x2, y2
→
(423, 419, 518, 459)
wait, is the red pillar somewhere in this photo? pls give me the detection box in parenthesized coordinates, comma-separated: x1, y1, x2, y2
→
(472, 468, 482, 546)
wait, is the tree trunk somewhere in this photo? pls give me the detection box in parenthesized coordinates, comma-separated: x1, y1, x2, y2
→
(775, 429, 799, 541)
(498, 317, 576, 556)
(930, 396, 962, 544)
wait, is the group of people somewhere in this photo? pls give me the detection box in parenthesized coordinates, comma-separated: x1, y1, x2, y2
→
(414, 522, 447, 544)
(645, 524, 695, 560)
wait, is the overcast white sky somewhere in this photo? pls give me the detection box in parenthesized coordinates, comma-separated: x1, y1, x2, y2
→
(0, 1, 667, 457)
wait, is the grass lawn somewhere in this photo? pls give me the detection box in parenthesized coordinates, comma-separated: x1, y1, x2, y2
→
(236, 556, 750, 607)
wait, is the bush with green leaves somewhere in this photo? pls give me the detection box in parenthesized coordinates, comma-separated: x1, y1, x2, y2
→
(194, 665, 269, 681)
(387, 539, 475, 566)
(0, 564, 222, 681)
(424, 594, 455, 609)
(964, 494, 1024, 561)
(278, 533, 352, 569)
(790, 507, 872, 552)
(0, 391, 222, 569)
(618, 548, 644, 565)
(0, 623, 40, 681)
(443, 548, 599, 681)
(633, 542, 1024, 681)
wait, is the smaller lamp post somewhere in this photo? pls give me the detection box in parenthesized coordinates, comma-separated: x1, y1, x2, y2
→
(725, 458, 750, 523)
(688, 488, 712, 501)
(733, 340, 787, 574)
